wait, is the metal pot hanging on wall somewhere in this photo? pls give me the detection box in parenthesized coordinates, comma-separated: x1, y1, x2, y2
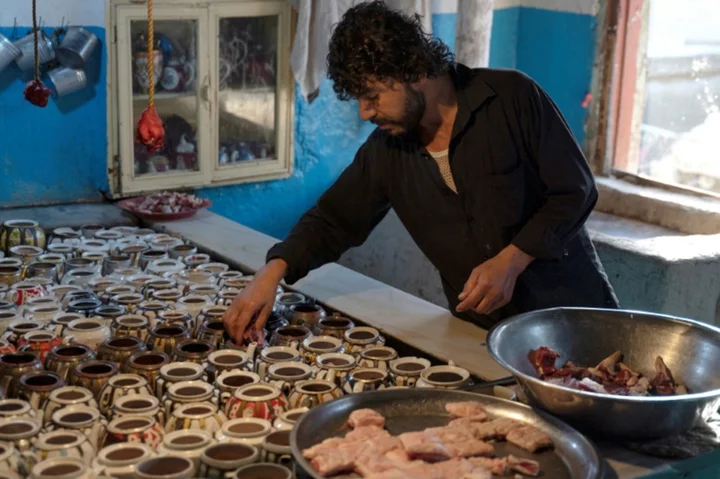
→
(0, 34, 21, 74)
(54, 26, 100, 70)
(13, 30, 55, 71)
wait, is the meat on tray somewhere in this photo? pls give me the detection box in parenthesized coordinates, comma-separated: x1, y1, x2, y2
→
(349, 408, 387, 428)
(131, 190, 205, 215)
(303, 405, 551, 478)
(445, 401, 489, 421)
(528, 346, 689, 396)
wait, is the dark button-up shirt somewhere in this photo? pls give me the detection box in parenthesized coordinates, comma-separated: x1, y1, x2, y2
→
(267, 63, 619, 328)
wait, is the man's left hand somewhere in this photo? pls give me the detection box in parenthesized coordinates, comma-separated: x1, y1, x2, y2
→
(456, 245, 534, 315)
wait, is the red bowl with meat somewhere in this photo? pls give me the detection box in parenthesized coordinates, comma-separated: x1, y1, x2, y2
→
(116, 191, 212, 221)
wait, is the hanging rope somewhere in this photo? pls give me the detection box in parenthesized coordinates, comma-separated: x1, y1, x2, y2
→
(146, 0, 155, 107)
(24, 0, 49, 107)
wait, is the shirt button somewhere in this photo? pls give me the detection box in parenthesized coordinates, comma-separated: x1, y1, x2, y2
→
(468, 217, 475, 225)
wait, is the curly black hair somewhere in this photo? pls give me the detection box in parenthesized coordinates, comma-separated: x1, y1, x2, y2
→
(327, 0, 454, 101)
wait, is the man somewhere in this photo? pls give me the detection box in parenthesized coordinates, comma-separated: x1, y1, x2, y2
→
(223, 0, 618, 341)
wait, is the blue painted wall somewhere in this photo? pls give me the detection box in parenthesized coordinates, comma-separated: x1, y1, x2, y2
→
(0, 5, 597, 244)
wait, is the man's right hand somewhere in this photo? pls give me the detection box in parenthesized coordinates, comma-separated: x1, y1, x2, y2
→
(223, 258, 287, 342)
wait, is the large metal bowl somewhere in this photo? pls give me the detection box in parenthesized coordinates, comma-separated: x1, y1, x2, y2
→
(487, 307, 720, 439)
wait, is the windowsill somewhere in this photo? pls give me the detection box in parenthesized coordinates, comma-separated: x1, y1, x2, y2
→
(594, 176, 720, 235)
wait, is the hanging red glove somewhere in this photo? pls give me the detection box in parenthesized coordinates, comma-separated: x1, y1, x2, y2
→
(24, 79, 50, 108)
(136, 105, 165, 152)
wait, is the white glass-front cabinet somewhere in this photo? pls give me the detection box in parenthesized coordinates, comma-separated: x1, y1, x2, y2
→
(107, 0, 294, 196)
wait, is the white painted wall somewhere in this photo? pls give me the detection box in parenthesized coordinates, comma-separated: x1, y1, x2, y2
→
(433, 0, 597, 14)
(0, 0, 105, 27)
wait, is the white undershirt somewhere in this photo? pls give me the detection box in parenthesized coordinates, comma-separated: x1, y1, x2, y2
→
(427, 149, 458, 193)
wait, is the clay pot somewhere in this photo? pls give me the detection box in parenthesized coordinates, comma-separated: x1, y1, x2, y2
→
(342, 326, 385, 356)
(155, 362, 205, 399)
(214, 417, 271, 448)
(155, 310, 193, 332)
(96, 335, 147, 365)
(341, 367, 392, 394)
(214, 288, 239, 306)
(29, 457, 92, 479)
(165, 402, 227, 437)
(261, 429, 294, 470)
(2, 321, 45, 346)
(189, 284, 220, 301)
(33, 429, 94, 465)
(44, 344, 95, 382)
(111, 394, 165, 428)
(265, 362, 313, 396)
(416, 364, 472, 389)
(195, 306, 227, 333)
(269, 325, 312, 349)
(225, 383, 289, 422)
(388, 356, 431, 387)
(97, 373, 153, 416)
(65, 296, 103, 317)
(162, 381, 217, 418)
(16, 331, 62, 362)
(172, 339, 215, 365)
(0, 417, 41, 453)
(233, 463, 292, 479)
(0, 439, 29, 478)
(111, 314, 151, 340)
(0, 399, 38, 423)
(151, 289, 183, 308)
(103, 415, 164, 451)
(146, 325, 191, 356)
(174, 295, 212, 327)
(93, 442, 154, 479)
(92, 304, 126, 322)
(286, 303, 325, 330)
(157, 429, 214, 471)
(358, 346, 399, 370)
(274, 292, 305, 319)
(123, 351, 170, 394)
(109, 292, 145, 313)
(43, 386, 98, 426)
(215, 370, 260, 411)
(299, 335, 344, 365)
(47, 405, 106, 450)
(0, 312, 22, 337)
(197, 442, 259, 479)
(45, 312, 83, 337)
(141, 278, 177, 299)
(272, 407, 308, 431)
(255, 346, 301, 379)
(196, 320, 226, 349)
(136, 300, 170, 327)
(206, 349, 251, 384)
(63, 318, 111, 351)
(313, 353, 357, 388)
(16, 371, 64, 411)
(69, 360, 119, 400)
(287, 379, 343, 409)
(0, 352, 43, 398)
(135, 456, 194, 479)
(100, 285, 135, 305)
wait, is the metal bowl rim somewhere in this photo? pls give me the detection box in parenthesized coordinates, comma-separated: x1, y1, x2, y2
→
(487, 306, 720, 402)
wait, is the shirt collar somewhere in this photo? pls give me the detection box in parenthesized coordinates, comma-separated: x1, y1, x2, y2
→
(450, 62, 497, 137)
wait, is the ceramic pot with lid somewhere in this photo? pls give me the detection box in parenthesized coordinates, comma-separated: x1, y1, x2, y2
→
(16, 370, 64, 411)
(272, 407, 308, 431)
(0, 352, 43, 398)
(313, 352, 357, 388)
(155, 362, 206, 399)
(45, 344, 95, 381)
(16, 331, 62, 361)
(287, 380, 342, 409)
(389, 356, 431, 387)
(33, 429, 95, 465)
(43, 386, 98, 426)
(0, 399, 37, 423)
(135, 456, 194, 479)
(214, 288, 238, 306)
(146, 324, 191, 356)
(165, 402, 227, 437)
(69, 360, 118, 400)
(172, 339, 215, 365)
(123, 351, 170, 394)
(0, 417, 41, 453)
(197, 442, 259, 479)
(62, 318, 111, 351)
(47, 405, 106, 450)
(110, 394, 165, 427)
(343, 326, 385, 356)
(300, 335, 344, 365)
(225, 382, 289, 421)
(96, 335, 147, 365)
(97, 373, 153, 416)
(215, 370, 260, 411)
(103, 415, 164, 451)
(214, 417, 271, 448)
(92, 442, 154, 479)
(313, 312, 355, 339)
(157, 429, 214, 471)
(206, 349, 251, 383)
(162, 380, 218, 417)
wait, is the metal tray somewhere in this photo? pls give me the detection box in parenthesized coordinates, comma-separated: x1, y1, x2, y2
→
(291, 388, 602, 479)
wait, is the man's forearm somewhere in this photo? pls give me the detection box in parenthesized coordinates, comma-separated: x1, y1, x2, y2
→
(498, 244, 534, 275)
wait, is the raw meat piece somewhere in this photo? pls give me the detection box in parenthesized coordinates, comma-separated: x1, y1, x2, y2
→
(446, 438, 495, 458)
(302, 437, 345, 458)
(367, 436, 404, 456)
(311, 447, 358, 476)
(136, 105, 165, 151)
(506, 426, 554, 452)
(596, 351, 623, 374)
(449, 416, 490, 428)
(507, 455, 541, 477)
(399, 431, 452, 463)
(349, 408, 387, 428)
(366, 470, 414, 479)
(428, 426, 475, 443)
(445, 401, 488, 419)
(355, 452, 401, 476)
(470, 418, 523, 440)
(385, 448, 415, 466)
(628, 377, 651, 396)
(468, 457, 511, 475)
(401, 462, 446, 479)
(527, 346, 559, 376)
(24, 79, 50, 107)
(433, 458, 476, 477)
(650, 356, 686, 396)
(347, 425, 390, 442)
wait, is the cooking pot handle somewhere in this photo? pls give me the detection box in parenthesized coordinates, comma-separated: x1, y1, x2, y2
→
(52, 27, 66, 48)
(462, 376, 517, 391)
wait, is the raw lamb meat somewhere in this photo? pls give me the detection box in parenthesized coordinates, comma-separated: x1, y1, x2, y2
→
(311, 447, 358, 476)
(399, 431, 452, 463)
(449, 416, 490, 428)
(346, 425, 390, 442)
(428, 426, 495, 458)
(505, 426, 554, 452)
(302, 437, 345, 459)
(349, 408, 387, 428)
(469, 418, 523, 440)
(468, 456, 540, 476)
(445, 401, 489, 420)
(354, 452, 401, 476)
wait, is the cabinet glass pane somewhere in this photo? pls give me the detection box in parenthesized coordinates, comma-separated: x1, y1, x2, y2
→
(217, 15, 278, 166)
(130, 19, 200, 176)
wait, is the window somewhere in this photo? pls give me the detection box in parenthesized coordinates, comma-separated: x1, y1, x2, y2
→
(108, 0, 294, 196)
(610, 0, 720, 194)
